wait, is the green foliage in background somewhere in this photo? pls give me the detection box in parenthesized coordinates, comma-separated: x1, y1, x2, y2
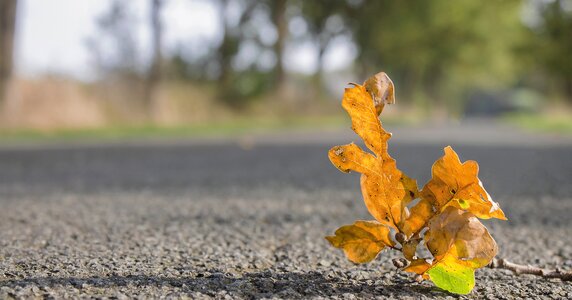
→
(94, 0, 572, 113)
(523, 0, 572, 100)
(346, 0, 525, 113)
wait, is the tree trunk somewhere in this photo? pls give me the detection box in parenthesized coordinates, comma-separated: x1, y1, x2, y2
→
(0, 0, 17, 108)
(218, 32, 234, 92)
(313, 44, 327, 101)
(565, 77, 572, 104)
(145, 0, 163, 119)
(271, 0, 287, 99)
(216, 0, 234, 97)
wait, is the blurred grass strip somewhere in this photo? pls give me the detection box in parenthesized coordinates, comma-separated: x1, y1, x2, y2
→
(503, 113, 572, 135)
(0, 113, 422, 144)
(0, 115, 349, 143)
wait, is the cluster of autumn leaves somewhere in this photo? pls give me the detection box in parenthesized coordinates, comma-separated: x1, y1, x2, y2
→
(325, 73, 506, 294)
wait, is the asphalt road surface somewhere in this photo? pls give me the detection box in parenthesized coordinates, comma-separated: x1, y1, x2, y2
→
(1, 124, 571, 299)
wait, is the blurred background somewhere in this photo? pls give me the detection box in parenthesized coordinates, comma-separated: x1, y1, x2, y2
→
(1, 2, 572, 298)
(0, 0, 571, 139)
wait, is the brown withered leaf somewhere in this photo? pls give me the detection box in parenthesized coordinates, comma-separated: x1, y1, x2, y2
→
(329, 82, 418, 229)
(362, 72, 396, 115)
(424, 206, 498, 268)
(326, 220, 395, 263)
(402, 146, 505, 236)
(403, 206, 497, 287)
(403, 207, 498, 294)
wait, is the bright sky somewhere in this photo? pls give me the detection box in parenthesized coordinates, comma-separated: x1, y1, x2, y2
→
(15, 0, 355, 81)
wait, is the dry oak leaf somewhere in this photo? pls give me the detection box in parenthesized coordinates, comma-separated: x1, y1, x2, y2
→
(402, 146, 506, 236)
(425, 206, 498, 269)
(328, 84, 418, 229)
(405, 207, 498, 294)
(404, 206, 498, 294)
(362, 71, 396, 115)
(326, 220, 395, 263)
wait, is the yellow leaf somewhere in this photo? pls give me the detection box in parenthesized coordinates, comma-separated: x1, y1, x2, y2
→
(328, 80, 418, 229)
(403, 146, 505, 236)
(325, 220, 394, 264)
(427, 251, 475, 295)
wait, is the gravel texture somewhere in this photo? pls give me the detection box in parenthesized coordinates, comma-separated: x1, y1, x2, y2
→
(1, 126, 571, 299)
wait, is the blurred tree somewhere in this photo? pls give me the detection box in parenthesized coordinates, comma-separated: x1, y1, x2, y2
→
(528, 0, 572, 103)
(217, 0, 239, 92)
(196, 0, 291, 107)
(346, 0, 523, 115)
(299, 0, 349, 97)
(87, 1, 141, 79)
(86, 0, 148, 120)
(270, 0, 288, 97)
(215, 0, 260, 106)
(145, 0, 164, 117)
(0, 0, 17, 107)
(166, 0, 528, 114)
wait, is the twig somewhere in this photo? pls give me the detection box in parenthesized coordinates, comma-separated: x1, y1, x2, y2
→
(489, 257, 572, 281)
(392, 258, 424, 282)
(388, 245, 402, 251)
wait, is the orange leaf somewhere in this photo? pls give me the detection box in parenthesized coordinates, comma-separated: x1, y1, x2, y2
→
(328, 81, 417, 229)
(401, 198, 433, 237)
(403, 258, 432, 276)
(341, 85, 391, 158)
(403, 146, 505, 236)
(326, 220, 394, 263)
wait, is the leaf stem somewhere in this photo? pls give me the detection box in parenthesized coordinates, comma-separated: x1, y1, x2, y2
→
(488, 257, 572, 281)
(388, 245, 402, 251)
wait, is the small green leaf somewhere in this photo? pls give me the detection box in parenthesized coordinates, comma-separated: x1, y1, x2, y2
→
(427, 256, 475, 295)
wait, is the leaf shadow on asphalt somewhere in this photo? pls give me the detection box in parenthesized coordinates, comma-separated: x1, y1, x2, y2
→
(1, 270, 439, 298)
